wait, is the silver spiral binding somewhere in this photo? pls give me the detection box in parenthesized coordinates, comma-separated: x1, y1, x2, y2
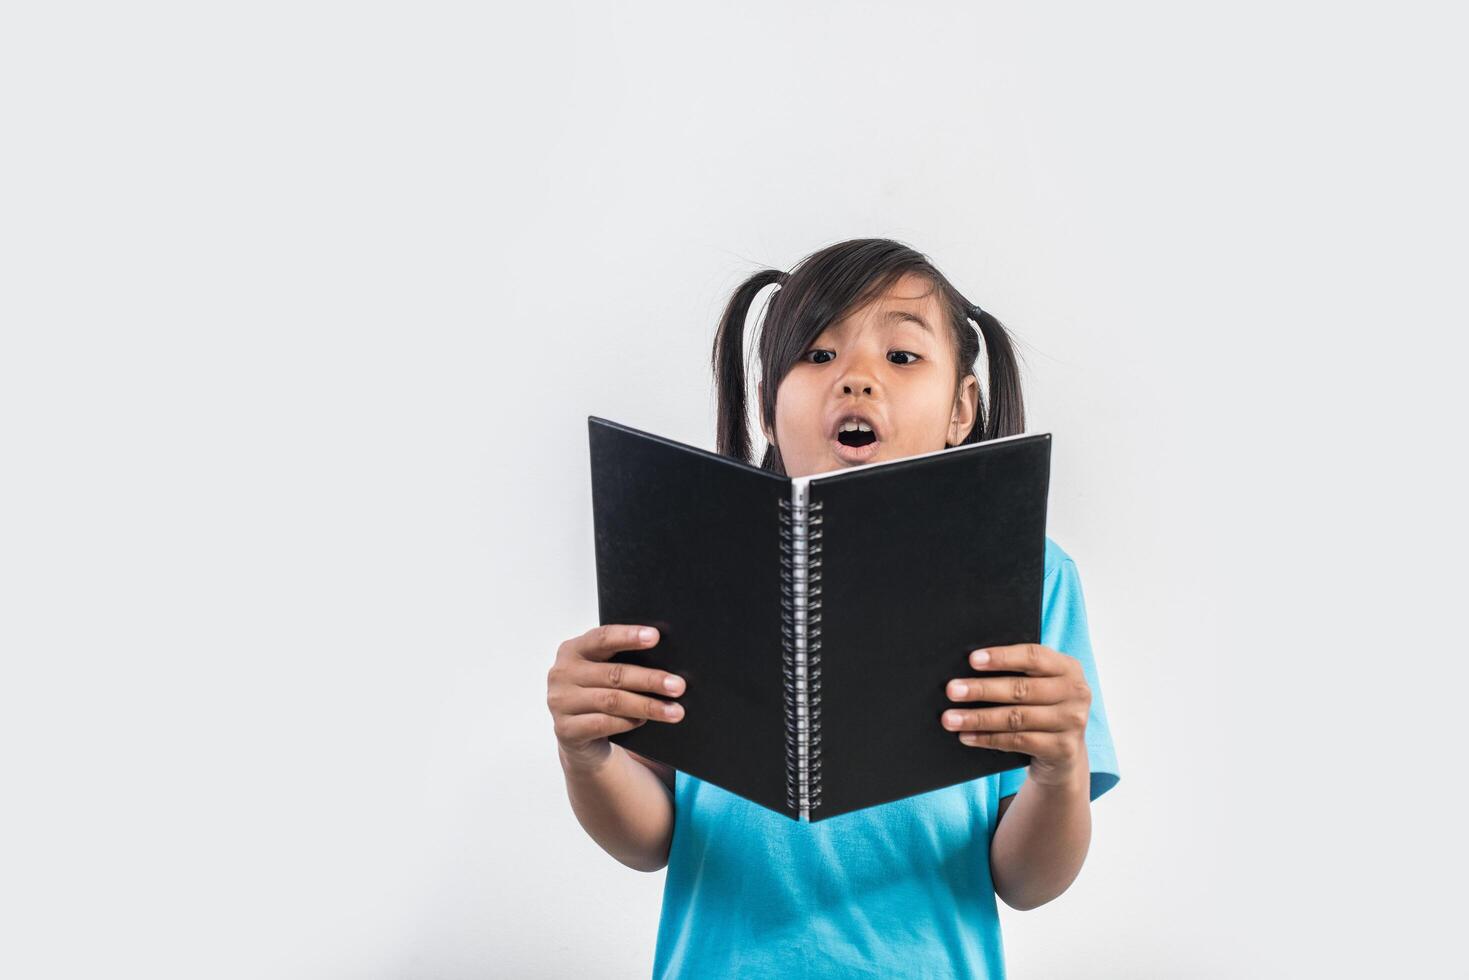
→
(807, 497, 824, 814)
(778, 486, 824, 820)
(777, 496, 799, 814)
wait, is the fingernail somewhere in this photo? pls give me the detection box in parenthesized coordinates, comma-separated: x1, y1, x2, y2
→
(971, 649, 990, 665)
(944, 711, 964, 728)
(950, 682, 967, 698)
(639, 627, 656, 642)
(664, 676, 683, 693)
(665, 703, 683, 719)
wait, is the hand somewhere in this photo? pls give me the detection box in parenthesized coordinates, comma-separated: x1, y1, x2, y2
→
(941, 644, 1091, 788)
(546, 624, 687, 773)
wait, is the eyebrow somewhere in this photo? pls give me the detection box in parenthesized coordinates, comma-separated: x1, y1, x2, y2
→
(883, 310, 933, 333)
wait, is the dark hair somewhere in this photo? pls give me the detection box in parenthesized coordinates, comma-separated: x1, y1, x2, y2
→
(711, 238, 1027, 474)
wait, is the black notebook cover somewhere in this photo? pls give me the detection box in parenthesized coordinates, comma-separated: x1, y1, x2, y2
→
(588, 415, 1050, 822)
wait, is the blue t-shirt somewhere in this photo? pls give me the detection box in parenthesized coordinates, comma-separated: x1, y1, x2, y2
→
(651, 537, 1121, 979)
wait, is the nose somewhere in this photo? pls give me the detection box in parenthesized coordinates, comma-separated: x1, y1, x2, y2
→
(835, 349, 880, 397)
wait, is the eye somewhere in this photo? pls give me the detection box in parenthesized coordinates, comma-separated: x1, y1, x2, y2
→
(804, 348, 920, 365)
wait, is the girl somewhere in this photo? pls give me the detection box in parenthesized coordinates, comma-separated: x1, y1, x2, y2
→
(547, 238, 1122, 978)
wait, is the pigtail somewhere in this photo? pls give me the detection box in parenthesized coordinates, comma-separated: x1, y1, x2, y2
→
(713, 269, 786, 464)
(968, 304, 1027, 440)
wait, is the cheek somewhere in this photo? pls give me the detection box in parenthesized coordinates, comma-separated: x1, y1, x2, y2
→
(899, 391, 960, 445)
(774, 379, 823, 441)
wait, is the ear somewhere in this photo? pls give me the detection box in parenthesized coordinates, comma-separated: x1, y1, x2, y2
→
(947, 375, 979, 446)
(757, 380, 773, 444)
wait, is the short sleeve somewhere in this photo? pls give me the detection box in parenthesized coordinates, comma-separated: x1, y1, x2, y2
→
(997, 546, 1121, 803)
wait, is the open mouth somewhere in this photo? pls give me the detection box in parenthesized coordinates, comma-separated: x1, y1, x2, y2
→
(831, 415, 882, 463)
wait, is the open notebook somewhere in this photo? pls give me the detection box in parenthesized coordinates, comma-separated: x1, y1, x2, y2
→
(587, 415, 1051, 822)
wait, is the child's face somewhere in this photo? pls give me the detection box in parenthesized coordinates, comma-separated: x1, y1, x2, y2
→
(759, 272, 979, 478)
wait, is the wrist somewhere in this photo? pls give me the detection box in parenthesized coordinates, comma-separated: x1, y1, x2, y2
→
(1026, 760, 1089, 795)
(559, 741, 614, 778)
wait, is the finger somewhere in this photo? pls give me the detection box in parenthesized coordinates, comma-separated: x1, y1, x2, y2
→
(571, 624, 661, 662)
(966, 643, 1068, 676)
(956, 729, 1045, 753)
(557, 711, 651, 745)
(566, 658, 685, 697)
(567, 686, 686, 724)
(945, 673, 1067, 705)
(940, 703, 1081, 735)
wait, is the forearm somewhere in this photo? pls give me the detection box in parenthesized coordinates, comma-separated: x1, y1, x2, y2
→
(559, 743, 675, 873)
(989, 764, 1092, 910)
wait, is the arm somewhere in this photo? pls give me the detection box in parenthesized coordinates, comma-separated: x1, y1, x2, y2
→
(990, 764, 1091, 911)
(547, 624, 684, 874)
(628, 748, 676, 793)
(945, 642, 1097, 911)
(559, 742, 675, 873)
(974, 557, 1118, 910)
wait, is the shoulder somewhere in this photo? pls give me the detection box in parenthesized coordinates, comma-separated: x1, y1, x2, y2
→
(1043, 536, 1076, 583)
(1040, 537, 1089, 625)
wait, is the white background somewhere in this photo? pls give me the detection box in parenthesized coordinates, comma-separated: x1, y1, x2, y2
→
(3, 2, 1465, 977)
